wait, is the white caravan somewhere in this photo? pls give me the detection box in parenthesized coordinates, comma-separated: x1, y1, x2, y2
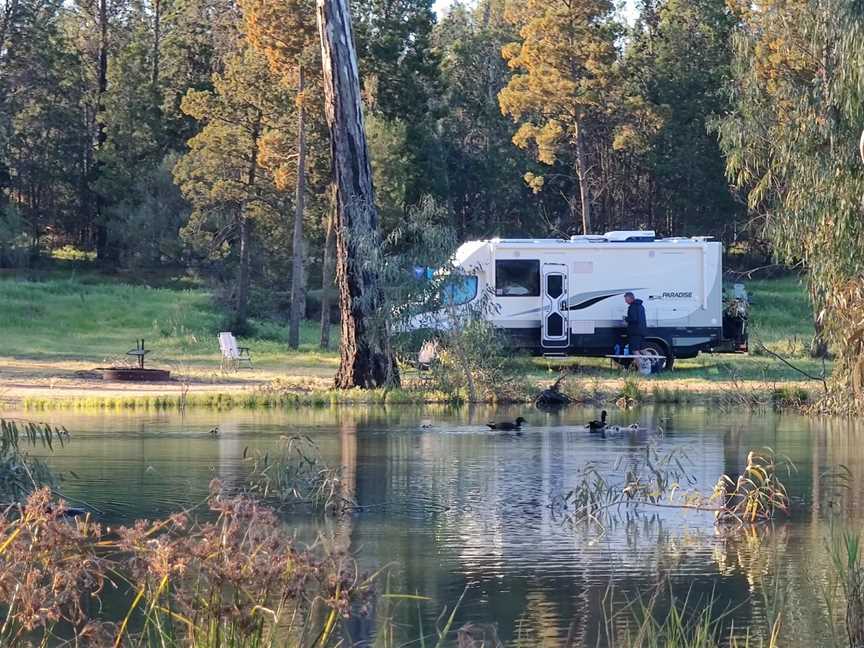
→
(408, 231, 746, 370)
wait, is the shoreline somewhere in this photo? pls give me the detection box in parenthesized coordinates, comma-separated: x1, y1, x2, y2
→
(0, 371, 819, 411)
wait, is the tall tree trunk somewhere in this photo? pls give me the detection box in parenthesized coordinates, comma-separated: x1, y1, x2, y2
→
(152, 0, 161, 88)
(574, 119, 592, 235)
(288, 65, 307, 350)
(237, 112, 262, 327)
(94, 0, 110, 261)
(316, 0, 399, 389)
(236, 212, 250, 325)
(319, 202, 335, 350)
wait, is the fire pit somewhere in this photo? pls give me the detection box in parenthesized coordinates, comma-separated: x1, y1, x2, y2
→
(99, 339, 171, 382)
(100, 367, 171, 381)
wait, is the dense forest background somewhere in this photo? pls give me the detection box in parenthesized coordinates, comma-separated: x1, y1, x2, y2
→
(2, 0, 862, 351)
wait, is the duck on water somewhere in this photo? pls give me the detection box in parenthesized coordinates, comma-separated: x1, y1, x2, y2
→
(586, 411, 607, 432)
(486, 417, 526, 431)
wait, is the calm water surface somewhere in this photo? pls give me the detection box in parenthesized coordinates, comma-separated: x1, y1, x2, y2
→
(12, 405, 864, 646)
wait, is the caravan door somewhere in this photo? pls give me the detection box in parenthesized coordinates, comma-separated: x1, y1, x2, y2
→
(541, 263, 570, 349)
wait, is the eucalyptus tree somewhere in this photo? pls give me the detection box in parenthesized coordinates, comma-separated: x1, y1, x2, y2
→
(316, 0, 398, 388)
(716, 0, 864, 401)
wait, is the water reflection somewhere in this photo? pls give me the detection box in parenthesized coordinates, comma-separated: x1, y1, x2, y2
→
(12, 405, 864, 646)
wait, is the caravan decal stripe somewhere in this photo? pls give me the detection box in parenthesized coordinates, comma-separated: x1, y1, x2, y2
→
(567, 293, 622, 311)
(566, 288, 646, 311)
(506, 288, 645, 315)
(509, 306, 543, 317)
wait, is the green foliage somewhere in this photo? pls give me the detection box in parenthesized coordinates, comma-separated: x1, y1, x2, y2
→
(433, 0, 543, 237)
(0, 419, 67, 503)
(110, 155, 190, 267)
(432, 317, 530, 403)
(354, 0, 444, 209)
(624, 0, 745, 239)
(0, 0, 90, 257)
(715, 0, 864, 401)
(0, 205, 27, 267)
(365, 114, 410, 230)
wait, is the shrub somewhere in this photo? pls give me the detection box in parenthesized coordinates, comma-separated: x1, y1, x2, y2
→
(0, 486, 376, 647)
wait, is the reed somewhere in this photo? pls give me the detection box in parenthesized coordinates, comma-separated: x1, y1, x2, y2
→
(0, 418, 68, 503)
(0, 485, 378, 647)
(555, 447, 792, 529)
(21, 386, 475, 411)
(245, 435, 351, 514)
(600, 582, 782, 648)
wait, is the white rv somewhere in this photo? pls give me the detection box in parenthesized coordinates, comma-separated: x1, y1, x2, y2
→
(407, 231, 746, 370)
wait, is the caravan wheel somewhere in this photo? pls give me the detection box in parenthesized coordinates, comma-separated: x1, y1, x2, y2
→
(640, 340, 674, 372)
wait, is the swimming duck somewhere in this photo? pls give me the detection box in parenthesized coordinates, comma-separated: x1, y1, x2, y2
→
(585, 410, 607, 432)
(486, 417, 526, 431)
(208, 426, 219, 436)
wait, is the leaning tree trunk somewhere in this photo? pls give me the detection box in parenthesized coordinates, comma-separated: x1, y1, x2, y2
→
(319, 204, 335, 350)
(288, 65, 307, 350)
(316, 0, 399, 388)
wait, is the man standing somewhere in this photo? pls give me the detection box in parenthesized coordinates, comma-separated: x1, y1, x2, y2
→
(623, 292, 647, 352)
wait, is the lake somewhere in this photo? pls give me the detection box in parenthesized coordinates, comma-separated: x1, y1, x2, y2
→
(11, 404, 863, 646)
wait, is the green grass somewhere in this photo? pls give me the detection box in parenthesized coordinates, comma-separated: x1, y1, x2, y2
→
(21, 387, 461, 411)
(747, 276, 817, 353)
(0, 270, 829, 409)
(0, 273, 337, 378)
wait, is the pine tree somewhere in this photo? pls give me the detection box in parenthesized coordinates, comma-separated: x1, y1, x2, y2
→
(623, 0, 741, 237)
(434, 0, 542, 237)
(498, 0, 619, 234)
(353, 0, 442, 208)
(174, 47, 294, 328)
(240, 0, 321, 349)
(0, 0, 90, 253)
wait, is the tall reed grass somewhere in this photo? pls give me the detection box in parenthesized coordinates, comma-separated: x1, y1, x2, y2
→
(0, 418, 68, 503)
(0, 485, 377, 647)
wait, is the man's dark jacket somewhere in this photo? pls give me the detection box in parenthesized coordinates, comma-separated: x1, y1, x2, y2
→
(626, 299, 647, 337)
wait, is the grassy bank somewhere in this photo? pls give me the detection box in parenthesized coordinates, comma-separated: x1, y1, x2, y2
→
(0, 271, 829, 409)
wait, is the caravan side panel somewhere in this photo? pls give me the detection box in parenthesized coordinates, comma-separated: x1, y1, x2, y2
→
(487, 241, 723, 357)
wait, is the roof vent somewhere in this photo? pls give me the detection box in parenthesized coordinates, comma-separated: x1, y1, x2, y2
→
(604, 230, 656, 242)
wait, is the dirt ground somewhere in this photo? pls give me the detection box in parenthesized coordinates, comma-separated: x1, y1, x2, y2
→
(0, 353, 818, 409)
(0, 356, 293, 406)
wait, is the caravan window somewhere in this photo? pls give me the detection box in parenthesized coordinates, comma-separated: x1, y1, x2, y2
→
(442, 276, 478, 306)
(495, 260, 540, 297)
